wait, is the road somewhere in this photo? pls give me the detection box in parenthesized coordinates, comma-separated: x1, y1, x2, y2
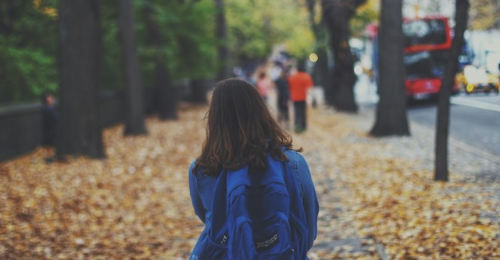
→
(354, 76, 500, 158)
(407, 94, 500, 157)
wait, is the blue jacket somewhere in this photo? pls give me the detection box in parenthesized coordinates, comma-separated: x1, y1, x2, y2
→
(189, 150, 319, 259)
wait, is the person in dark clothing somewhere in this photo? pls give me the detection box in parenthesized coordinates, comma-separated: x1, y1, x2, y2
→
(41, 93, 58, 147)
(274, 69, 290, 128)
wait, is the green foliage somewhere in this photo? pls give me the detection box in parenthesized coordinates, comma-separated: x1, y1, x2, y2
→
(101, 0, 217, 89)
(226, 0, 315, 61)
(170, 1, 218, 80)
(285, 18, 316, 59)
(0, 1, 57, 104)
(135, 0, 217, 84)
(101, 1, 124, 90)
(0, 0, 218, 104)
(0, 37, 57, 104)
(101, 1, 124, 91)
(0, 0, 316, 104)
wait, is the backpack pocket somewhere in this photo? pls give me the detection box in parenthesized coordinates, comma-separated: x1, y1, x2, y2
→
(195, 233, 228, 260)
(234, 213, 296, 260)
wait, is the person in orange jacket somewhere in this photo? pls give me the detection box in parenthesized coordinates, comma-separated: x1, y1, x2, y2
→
(288, 63, 313, 133)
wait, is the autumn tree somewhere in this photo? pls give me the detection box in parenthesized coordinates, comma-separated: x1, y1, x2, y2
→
(225, 0, 314, 66)
(435, 0, 470, 181)
(369, 0, 410, 137)
(469, 0, 499, 30)
(57, 0, 105, 158)
(321, 0, 366, 112)
(119, 0, 147, 135)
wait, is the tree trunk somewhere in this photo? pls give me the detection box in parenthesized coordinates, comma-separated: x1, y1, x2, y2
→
(189, 79, 209, 104)
(315, 47, 330, 96)
(0, 0, 15, 35)
(144, 0, 177, 120)
(306, 0, 330, 103)
(369, 0, 410, 137)
(156, 62, 178, 120)
(214, 0, 229, 81)
(119, 0, 147, 135)
(435, 0, 470, 181)
(322, 0, 365, 112)
(57, 0, 105, 158)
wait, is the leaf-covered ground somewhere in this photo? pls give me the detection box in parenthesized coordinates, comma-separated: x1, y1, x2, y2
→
(1, 106, 499, 259)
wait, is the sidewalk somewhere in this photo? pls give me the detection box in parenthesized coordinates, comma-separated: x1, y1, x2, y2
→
(0, 103, 498, 259)
(299, 103, 500, 259)
(293, 107, 382, 260)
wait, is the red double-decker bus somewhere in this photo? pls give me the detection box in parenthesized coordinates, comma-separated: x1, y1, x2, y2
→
(403, 16, 459, 99)
(370, 16, 458, 100)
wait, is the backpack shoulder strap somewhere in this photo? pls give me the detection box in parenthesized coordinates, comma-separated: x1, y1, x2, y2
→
(226, 164, 250, 197)
(209, 169, 229, 245)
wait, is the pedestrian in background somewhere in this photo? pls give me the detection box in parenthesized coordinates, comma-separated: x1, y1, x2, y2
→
(288, 63, 313, 133)
(256, 71, 271, 102)
(274, 69, 290, 129)
(41, 93, 58, 147)
(241, 70, 256, 87)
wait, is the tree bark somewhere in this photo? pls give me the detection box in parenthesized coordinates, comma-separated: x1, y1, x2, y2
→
(322, 0, 365, 112)
(214, 0, 229, 81)
(155, 62, 178, 120)
(189, 79, 209, 104)
(119, 0, 147, 135)
(0, 0, 16, 35)
(57, 0, 105, 158)
(144, 0, 177, 120)
(435, 0, 470, 181)
(369, 0, 410, 137)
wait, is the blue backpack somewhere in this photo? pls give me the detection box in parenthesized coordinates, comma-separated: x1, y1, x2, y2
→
(198, 155, 308, 260)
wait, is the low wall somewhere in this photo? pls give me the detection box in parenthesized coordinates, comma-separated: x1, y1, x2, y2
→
(0, 103, 43, 161)
(1, 91, 129, 162)
(0, 81, 209, 162)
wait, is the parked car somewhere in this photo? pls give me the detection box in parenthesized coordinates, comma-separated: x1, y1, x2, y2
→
(456, 65, 499, 94)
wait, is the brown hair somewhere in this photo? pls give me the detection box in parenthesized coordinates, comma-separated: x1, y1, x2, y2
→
(194, 78, 300, 176)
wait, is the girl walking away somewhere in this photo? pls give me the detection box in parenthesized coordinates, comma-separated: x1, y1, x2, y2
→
(189, 78, 319, 260)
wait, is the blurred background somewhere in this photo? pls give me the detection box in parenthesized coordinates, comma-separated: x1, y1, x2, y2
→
(0, 0, 498, 161)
